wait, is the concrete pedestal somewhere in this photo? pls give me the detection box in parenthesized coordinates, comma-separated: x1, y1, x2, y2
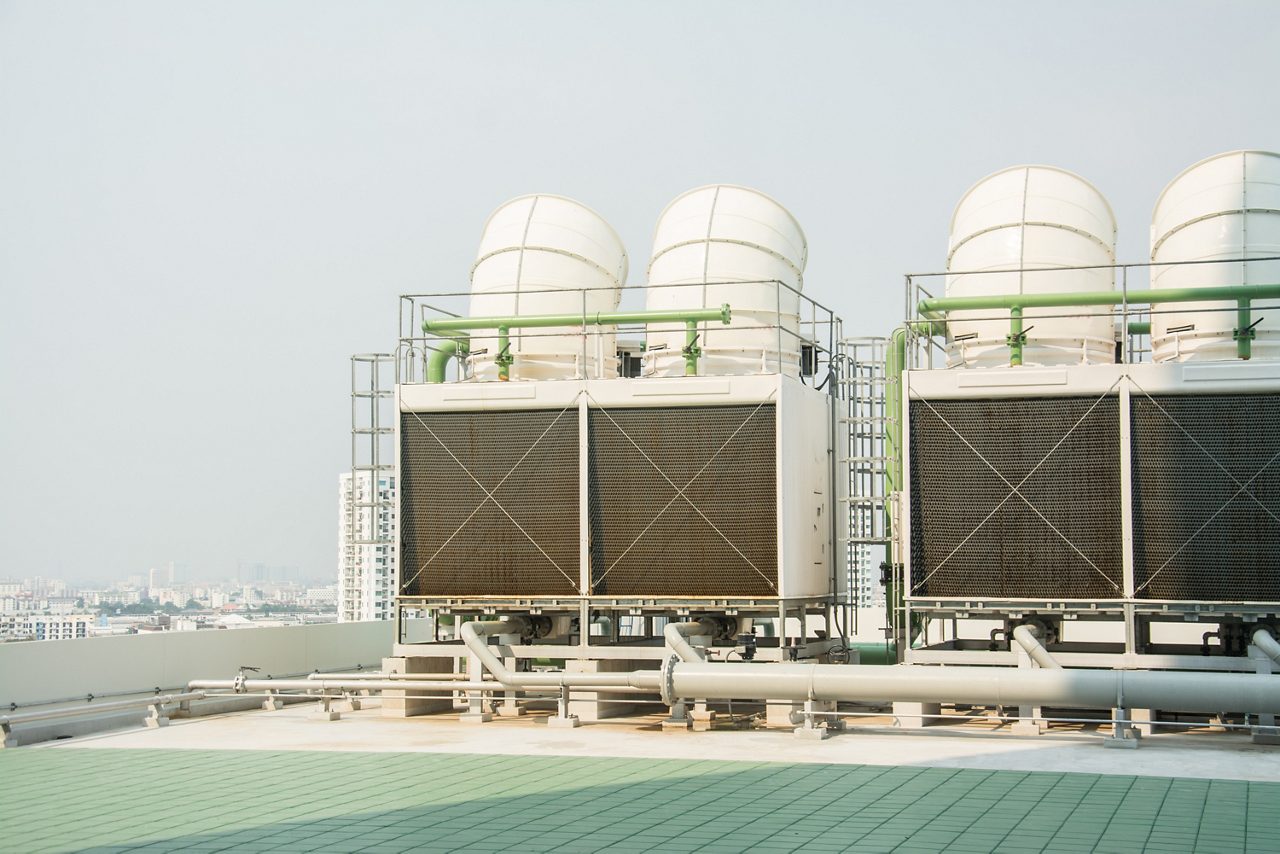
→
(565, 659, 655, 722)
(894, 702, 941, 729)
(381, 656, 455, 718)
(766, 700, 803, 728)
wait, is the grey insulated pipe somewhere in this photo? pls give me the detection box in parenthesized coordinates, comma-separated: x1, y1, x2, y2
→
(1012, 624, 1061, 670)
(461, 619, 662, 690)
(664, 620, 717, 663)
(660, 661, 1280, 715)
(1254, 628, 1280, 667)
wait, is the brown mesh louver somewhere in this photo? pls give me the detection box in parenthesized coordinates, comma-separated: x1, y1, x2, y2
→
(587, 403, 778, 597)
(1131, 392, 1280, 602)
(399, 408, 579, 597)
(909, 395, 1123, 600)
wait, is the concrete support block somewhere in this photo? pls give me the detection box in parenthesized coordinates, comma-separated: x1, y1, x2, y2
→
(143, 703, 170, 729)
(381, 656, 455, 718)
(1, 724, 14, 749)
(690, 708, 717, 732)
(459, 712, 493, 724)
(793, 724, 831, 741)
(565, 659, 655, 722)
(1102, 730, 1141, 748)
(1012, 705, 1045, 736)
(547, 715, 581, 729)
(261, 692, 284, 712)
(1132, 708, 1157, 737)
(766, 700, 803, 728)
(662, 700, 691, 732)
(1251, 726, 1280, 745)
(309, 700, 341, 722)
(894, 701, 941, 729)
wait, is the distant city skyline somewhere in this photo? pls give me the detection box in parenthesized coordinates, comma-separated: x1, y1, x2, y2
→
(3, 1, 1278, 579)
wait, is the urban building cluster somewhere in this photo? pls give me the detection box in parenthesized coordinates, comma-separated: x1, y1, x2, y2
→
(0, 563, 338, 643)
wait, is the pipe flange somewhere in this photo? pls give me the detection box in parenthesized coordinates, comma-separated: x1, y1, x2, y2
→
(659, 654, 680, 707)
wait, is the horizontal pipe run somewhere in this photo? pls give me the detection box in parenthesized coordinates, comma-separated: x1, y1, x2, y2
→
(1012, 624, 1061, 670)
(189, 679, 655, 695)
(306, 672, 481, 682)
(422, 305, 732, 334)
(918, 282, 1280, 316)
(665, 662, 1280, 715)
(460, 619, 662, 691)
(0, 692, 206, 728)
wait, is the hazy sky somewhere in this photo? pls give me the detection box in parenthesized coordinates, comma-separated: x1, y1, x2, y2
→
(2, 1, 1278, 583)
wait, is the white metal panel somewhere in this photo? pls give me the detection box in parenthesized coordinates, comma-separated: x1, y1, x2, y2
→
(906, 361, 1280, 400)
(946, 165, 1117, 369)
(643, 185, 808, 377)
(469, 194, 628, 381)
(1150, 150, 1280, 362)
(778, 379, 834, 599)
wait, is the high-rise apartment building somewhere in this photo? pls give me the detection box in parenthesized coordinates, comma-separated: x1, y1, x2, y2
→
(337, 471, 396, 622)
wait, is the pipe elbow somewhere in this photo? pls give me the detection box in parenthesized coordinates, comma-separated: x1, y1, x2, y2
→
(664, 620, 716, 663)
(1012, 624, 1062, 670)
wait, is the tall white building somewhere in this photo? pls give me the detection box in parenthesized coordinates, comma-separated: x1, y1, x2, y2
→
(338, 471, 396, 622)
(850, 543, 884, 608)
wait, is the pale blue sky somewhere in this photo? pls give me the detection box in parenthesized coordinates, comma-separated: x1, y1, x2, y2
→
(2, 1, 1277, 582)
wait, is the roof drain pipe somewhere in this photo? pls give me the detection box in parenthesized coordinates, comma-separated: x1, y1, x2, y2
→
(1254, 628, 1280, 667)
(664, 620, 718, 662)
(1012, 624, 1061, 670)
(461, 618, 661, 691)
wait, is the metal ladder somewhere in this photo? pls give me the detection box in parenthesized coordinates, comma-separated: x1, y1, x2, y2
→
(838, 338, 893, 609)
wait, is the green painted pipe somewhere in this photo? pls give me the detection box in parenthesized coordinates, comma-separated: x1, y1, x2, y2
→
(1236, 299, 1254, 360)
(1127, 321, 1151, 336)
(1007, 306, 1025, 366)
(918, 282, 1280, 314)
(426, 337, 468, 383)
(884, 328, 906, 642)
(919, 283, 1280, 366)
(850, 642, 897, 666)
(421, 304, 732, 333)
(683, 320, 700, 376)
(497, 326, 512, 381)
(422, 305, 731, 380)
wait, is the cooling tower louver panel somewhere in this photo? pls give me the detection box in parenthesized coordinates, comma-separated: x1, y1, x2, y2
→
(587, 403, 778, 597)
(1131, 392, 1280, 602)
(399, 408, 579, 597)
(909, 395, 1123, 599)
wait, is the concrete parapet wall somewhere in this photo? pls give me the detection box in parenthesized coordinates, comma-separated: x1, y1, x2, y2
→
(0, 621, 393, 707)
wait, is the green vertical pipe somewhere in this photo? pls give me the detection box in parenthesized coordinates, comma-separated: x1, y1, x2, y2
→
(884, 329, 906, 641)
(1008, 306, 1024, 367)
(426, 337, 469, 384)
(683, 319, 700, 376)
(497, 326, 512, 381)
(1237, 298, 1253, 360)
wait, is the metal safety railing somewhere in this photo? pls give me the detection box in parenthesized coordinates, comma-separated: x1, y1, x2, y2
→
(396, 279, 843, 387)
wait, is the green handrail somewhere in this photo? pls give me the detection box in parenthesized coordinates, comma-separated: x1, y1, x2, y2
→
(421, 304, 732, 380)
(918, 283, 1280, 362)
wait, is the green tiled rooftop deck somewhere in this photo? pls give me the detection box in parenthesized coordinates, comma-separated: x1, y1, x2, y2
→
(2, 749, 1277, 853)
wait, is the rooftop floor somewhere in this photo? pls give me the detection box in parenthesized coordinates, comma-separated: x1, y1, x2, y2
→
(4, 702, 1279, 852)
